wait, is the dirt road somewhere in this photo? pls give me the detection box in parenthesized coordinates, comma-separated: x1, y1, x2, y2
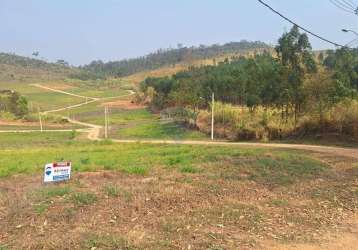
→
(30, 83, 99, 100)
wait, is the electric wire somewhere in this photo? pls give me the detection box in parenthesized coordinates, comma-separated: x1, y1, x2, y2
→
(257, 0, 345, 47)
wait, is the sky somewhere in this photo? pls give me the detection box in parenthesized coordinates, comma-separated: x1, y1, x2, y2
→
(0, 0, 357, 65)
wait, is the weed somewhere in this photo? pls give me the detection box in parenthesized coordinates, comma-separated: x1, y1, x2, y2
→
(0, 245, 8, 250)
(180, 165, 201, 174)
(33, 201, 50, 214)
(63, 207, 77, 221)
(80, 157, 90, 165)
(69, 130, 77, 140)
(270, 199, 289, 207)
(103, 184, 120, 197)
(34, 186, 71, 200)
(84, 234, 131, 249)
(71, 192, 97, 206)
(102, 183, 132, 201)
(123, 166, 148, 175)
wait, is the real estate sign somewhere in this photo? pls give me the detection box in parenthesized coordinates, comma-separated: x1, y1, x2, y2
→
(44, 162, 71, 183)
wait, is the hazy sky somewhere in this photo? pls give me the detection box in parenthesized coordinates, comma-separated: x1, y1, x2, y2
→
(1, 0, 357, 65)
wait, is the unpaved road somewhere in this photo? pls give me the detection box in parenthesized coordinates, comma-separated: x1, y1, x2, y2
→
(2, 84, 357, 160)
(109, 139, 358, 159)
(30, 83, 99, 100)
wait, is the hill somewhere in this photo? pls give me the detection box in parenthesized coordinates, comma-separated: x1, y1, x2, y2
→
(82, 40, 270, 78)
(0, 53, 81, 82)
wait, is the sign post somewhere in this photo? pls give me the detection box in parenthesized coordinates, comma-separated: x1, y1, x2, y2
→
(44, 162, 71, 183)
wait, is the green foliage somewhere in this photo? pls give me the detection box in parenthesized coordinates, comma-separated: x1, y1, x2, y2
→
(36, 186, 72, 199)
(140, 25, 358, 141)
(324, 48, 358, 93)
(141, 52, 286, 111)
(122, 166, 148, 175)
(180, 165, 201, 173)
(118, 120, 205, 140)
(83, 41, 269, 78)
(71, 192, 97, 206)
(0, 90, 28, 118)
(102, 184, 132, 201)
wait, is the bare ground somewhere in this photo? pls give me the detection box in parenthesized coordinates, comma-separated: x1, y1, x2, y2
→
(101, 99, 146, 110)
(0, 152, 357, 249)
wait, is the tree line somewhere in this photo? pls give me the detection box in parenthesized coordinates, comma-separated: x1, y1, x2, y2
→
(81, 41, 269, 79)
(139, 26, 358, 140)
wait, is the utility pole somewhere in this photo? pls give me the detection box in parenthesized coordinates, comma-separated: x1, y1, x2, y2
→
(104, 106, 108, 139)
(38, 107, 43, 132)
(211, 92, 215, 141)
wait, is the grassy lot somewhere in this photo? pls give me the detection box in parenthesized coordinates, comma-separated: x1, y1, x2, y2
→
(0, 82, 84, 111)
(58, 103, 208, 140)
(68, 86, 129, 98)
(0, 133, 357, 249)
(0, 133, 323, 182)
(116, 120, 207, 140)
(0, 132, 76, 150)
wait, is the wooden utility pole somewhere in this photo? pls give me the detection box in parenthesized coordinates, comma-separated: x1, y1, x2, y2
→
(104, 106, 108, 139)
(38, 107, 43, 132)
(211, 92, 215, 141)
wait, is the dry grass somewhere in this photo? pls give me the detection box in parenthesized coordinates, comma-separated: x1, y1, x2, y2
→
(121, 51, 263, 86)
(0, 151, 357, 249)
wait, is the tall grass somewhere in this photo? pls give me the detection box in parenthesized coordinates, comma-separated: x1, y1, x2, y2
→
(198, 99, 358, 141)
(198, 102, 295, 141)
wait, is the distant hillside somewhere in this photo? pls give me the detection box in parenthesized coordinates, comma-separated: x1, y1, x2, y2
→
(0, 53, 81, 82)
(82, 40, 270, 78)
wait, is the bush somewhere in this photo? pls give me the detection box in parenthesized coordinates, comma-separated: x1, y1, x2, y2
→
(0, 111, 16, 120)
(329, 99, 358, 137)
(197, 102, 295, 141)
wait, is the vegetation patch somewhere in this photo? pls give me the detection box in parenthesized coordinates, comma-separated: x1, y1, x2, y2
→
(82, 233, 131, 250)
(216, 152, 326, 186)
(102, 184, 132, 201)
(122, 166, 148, 175)
(180, 165, 201, 174)
(71, 192, 97, 206)
(269, 199, 289, 207)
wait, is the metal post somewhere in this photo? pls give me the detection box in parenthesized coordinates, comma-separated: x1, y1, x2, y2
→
(211, 92, 214, 141)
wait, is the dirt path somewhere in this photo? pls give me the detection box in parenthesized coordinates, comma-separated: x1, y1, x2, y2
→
(30, 83, 99, 101)
(109, 139, 358, 159)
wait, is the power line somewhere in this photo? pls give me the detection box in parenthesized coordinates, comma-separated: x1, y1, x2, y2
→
(347, 0, 357, 6)
(345, 37, 358, 47)
(330, 0, 358, 15)
(257, 0, 345, 47)
(337, 0, 355, 9)
(330, 0, 355, 13)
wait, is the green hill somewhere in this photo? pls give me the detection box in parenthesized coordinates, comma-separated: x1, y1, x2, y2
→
(82, 40, 270, 78)
(0, 53, 81, 82)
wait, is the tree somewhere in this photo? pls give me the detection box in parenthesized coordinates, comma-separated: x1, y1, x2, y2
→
(323, 48, 358, 97)
(275, 25, 317, 125)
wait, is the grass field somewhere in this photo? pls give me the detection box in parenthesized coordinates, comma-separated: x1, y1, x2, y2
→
(0, 82, 84, 111)
(0, 132, 323, 181)
(0, 132, 357, 249)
